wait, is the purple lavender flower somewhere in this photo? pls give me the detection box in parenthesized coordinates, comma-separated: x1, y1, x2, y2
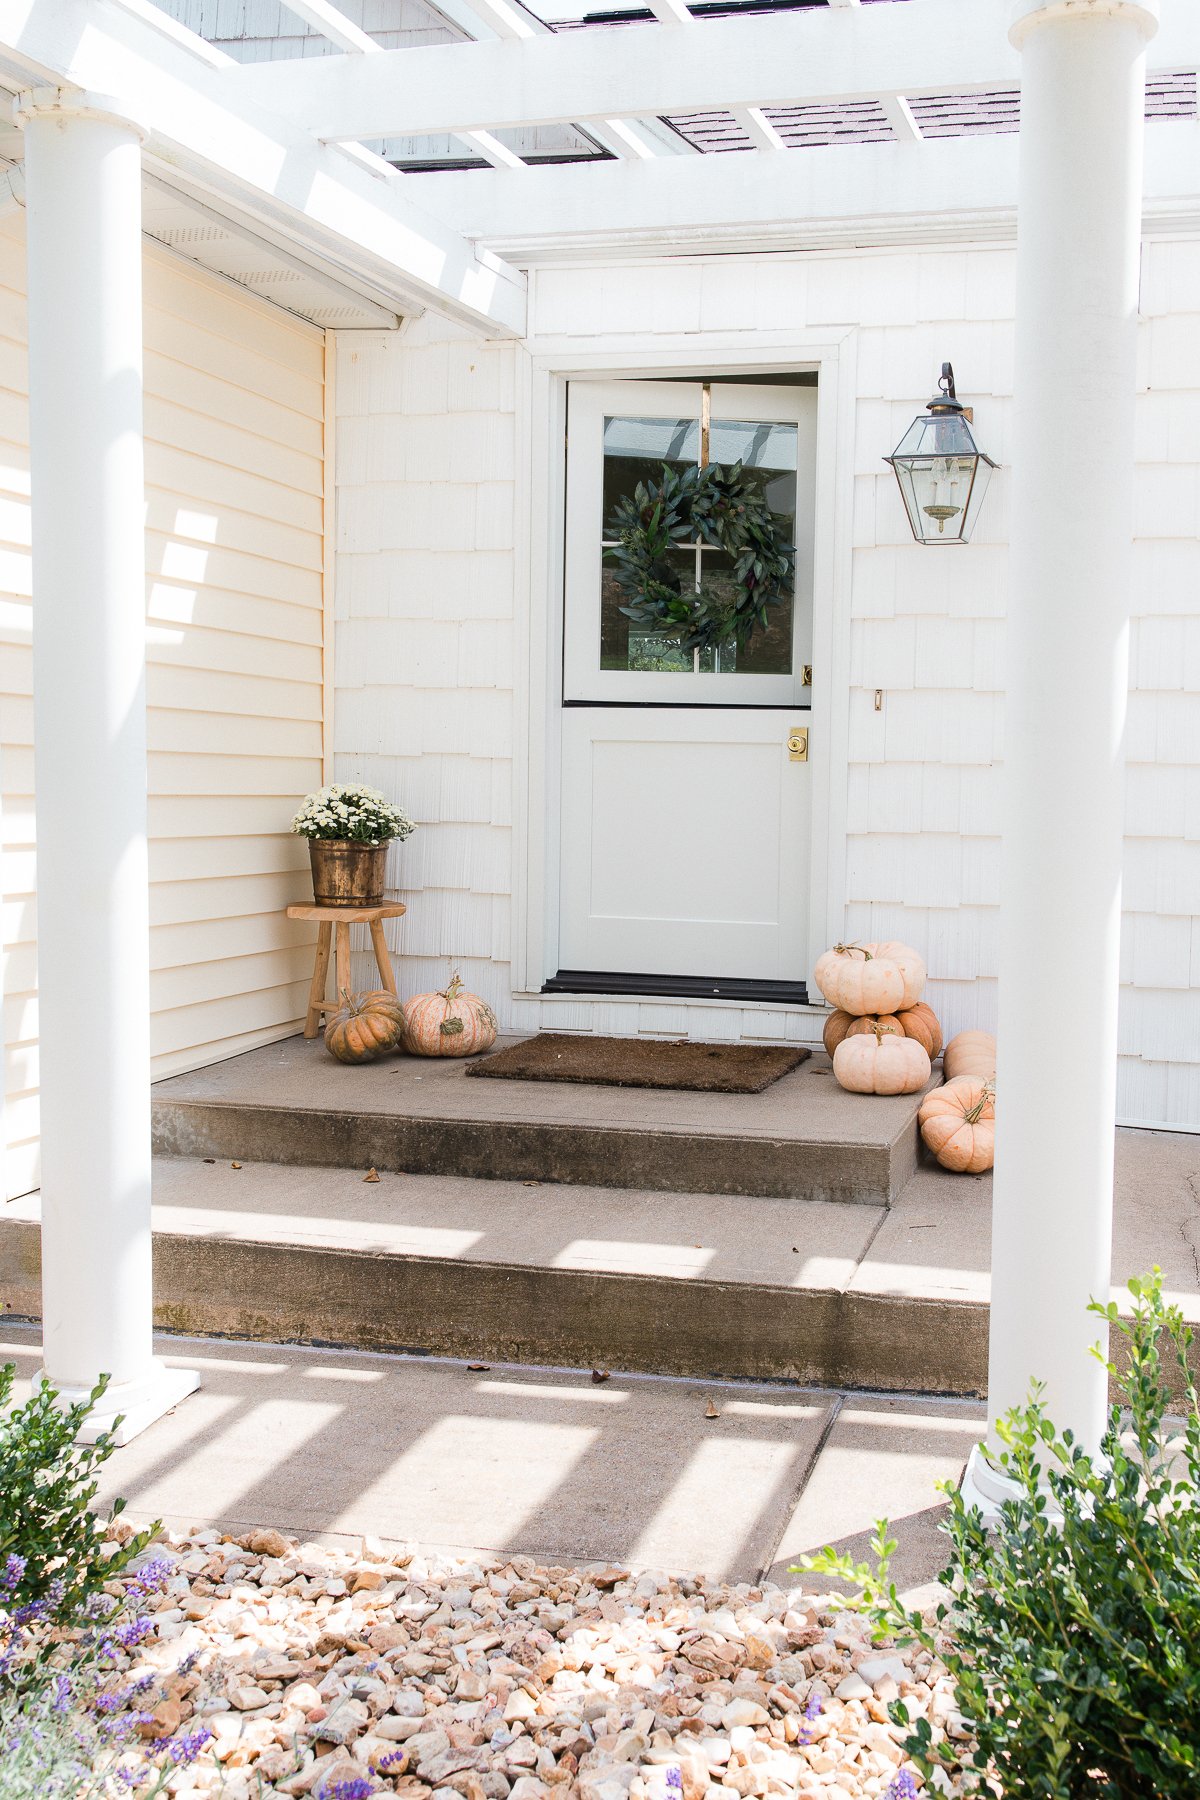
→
(884, 1771, 919, 1800)
(379, 1750, 408, 1771)
(127, 1559, 172, 1598)
(51, 1672, 72, 1715)
(0, 1554, 26, 1598)
(115, 1615, 154, 1649)
(318, 1779, 376, 1800)
(163, 1726, 213, 1766)
(799, 1688, 822, 1746)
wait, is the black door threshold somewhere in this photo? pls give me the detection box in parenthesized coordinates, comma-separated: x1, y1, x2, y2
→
(542, 969, 810, 1005)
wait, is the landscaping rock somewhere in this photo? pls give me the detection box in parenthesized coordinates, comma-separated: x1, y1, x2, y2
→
(96, 1524, 974, 1798)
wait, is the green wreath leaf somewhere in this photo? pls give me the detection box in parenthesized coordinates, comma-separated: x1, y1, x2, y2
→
(605, 461, 794, 657)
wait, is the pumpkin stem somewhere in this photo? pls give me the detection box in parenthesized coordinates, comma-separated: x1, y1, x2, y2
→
(962, 1081, 995, 1125)
(870, 1021, 900, 1044)
(832, 941, 872, 961)
(442, 971, 464, 1005)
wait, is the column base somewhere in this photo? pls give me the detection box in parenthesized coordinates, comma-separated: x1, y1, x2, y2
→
(40, 1361, 201, 1446)
(960, 1442, 1017, 1524)
(960, 1442, 1064, 1527)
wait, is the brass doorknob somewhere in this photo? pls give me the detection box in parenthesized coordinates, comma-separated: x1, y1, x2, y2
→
(787, 727, 808, 763)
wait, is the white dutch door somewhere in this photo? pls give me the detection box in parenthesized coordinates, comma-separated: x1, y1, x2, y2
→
(557, 380, 817, 998)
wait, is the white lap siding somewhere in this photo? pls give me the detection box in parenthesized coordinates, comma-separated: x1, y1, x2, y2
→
(0, 219, 326, 1197)
(334, 242, 1200, 1131)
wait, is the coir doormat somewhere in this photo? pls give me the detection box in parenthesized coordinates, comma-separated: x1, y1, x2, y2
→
(465, 1034, 810, 1094)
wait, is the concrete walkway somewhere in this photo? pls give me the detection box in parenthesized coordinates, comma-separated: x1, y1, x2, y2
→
(1, 1325, 978, 1600)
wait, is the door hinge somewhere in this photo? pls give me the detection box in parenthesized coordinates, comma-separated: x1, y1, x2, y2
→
(787, 726, 809, 763)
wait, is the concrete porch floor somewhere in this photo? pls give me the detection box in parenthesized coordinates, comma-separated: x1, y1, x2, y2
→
(1, 1324, 981, 1599)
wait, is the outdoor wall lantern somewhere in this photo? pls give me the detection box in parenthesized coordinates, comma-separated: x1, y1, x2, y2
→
(885, 363, 997, 545)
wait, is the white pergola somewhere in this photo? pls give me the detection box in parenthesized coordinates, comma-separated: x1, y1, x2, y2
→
(0, 0, 1184, 1473)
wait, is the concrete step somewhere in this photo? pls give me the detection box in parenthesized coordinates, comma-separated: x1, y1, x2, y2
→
(149, 1036, 927, 1207)
(1, 1153, 990, 1395)
(2, 1129, 1194, 1397)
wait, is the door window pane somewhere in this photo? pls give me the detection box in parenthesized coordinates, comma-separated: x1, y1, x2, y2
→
(599, 412, 798, 677)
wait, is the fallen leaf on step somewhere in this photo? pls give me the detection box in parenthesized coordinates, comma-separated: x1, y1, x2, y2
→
(230, 1162, 242, 1170)
(523, 1180, 541, 1188)
(591, 1369, 610, 1385)
(705, 1399, 720, 1420)
(363, 1168, 381, 1183)
(203, 1158, 216, 1165)
(468, 1364, 490, 1372)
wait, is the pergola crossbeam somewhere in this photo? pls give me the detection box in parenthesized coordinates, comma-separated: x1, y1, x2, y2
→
(218, 0, 1200, 144)
(409, 117, 1200, 254)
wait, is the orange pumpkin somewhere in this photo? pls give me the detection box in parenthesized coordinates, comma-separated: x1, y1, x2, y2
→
(943, 1030, 996, 1082)
(824, 1002, 943, 1061)
(813, 941, 926, 1016)
(832, 1022, 931, 1096)
(325, 989, 406, 1064)
(920, 1076, 995, 1173)
(403, 972, 498, 1058)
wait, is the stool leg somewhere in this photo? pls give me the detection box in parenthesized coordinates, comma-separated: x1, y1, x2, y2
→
(305, 922, 332, 1039)
(335, 921, 352, 1005)
(369, 917, 397, 995)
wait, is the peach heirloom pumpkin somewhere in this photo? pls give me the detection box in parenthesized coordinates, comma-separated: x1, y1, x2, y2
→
(823, 1001, 943, 1061)
(943, 1030, 997, 1082)
(402, 972, 498, 1058)
(813, 941, 927, 1016)
(832, 1023, 931, 1096)
(920, 1076, 995, 1173)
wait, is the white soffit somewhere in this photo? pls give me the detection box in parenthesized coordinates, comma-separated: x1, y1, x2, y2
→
(139, 175, 403, 327)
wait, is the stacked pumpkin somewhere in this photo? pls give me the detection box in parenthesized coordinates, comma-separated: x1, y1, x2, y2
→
(814, 942, 935, 1096)
(919, 1028, 996, 1173)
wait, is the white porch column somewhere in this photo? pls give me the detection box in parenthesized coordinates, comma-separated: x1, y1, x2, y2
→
(17, 89, 197, 1443)
(964, 0, 1156, 1511)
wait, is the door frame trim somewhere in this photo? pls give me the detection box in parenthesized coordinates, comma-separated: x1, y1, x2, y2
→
(511, 327, 858, 1005)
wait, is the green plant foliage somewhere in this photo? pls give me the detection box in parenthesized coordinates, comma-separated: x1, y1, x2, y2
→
(0, 1365, 155, 1628)
(605, 461, 794, 655)
(801, 1272, 1200, 1798)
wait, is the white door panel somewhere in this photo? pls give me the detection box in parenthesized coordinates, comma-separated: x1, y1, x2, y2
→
(560, 709, 810, 979)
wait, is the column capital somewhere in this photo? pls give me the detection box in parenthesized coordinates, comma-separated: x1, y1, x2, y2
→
(1010, 0, 1159, 48)
(13, 86, 150, 143)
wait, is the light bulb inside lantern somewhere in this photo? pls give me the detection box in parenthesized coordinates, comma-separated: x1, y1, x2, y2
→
(922, 457, 963, 535)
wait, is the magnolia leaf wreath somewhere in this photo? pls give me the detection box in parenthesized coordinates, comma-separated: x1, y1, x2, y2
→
(604, 461, 795, 656)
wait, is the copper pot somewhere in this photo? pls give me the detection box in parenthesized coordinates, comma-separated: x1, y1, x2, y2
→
(309, 838, 389, 907)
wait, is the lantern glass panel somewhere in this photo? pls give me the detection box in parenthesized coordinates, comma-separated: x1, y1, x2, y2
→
(887, 410, 994, 544)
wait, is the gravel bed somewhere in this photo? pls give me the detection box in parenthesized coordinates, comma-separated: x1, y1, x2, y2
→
(110, 1527, 977, 1800)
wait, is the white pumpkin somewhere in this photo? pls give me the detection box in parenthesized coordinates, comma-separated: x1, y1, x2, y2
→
(833, 1023, 931, 1096)
(813, 941, 927, 1016)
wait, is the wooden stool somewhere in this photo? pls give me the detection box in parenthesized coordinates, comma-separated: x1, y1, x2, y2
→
(287, 902, 407, 1039)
